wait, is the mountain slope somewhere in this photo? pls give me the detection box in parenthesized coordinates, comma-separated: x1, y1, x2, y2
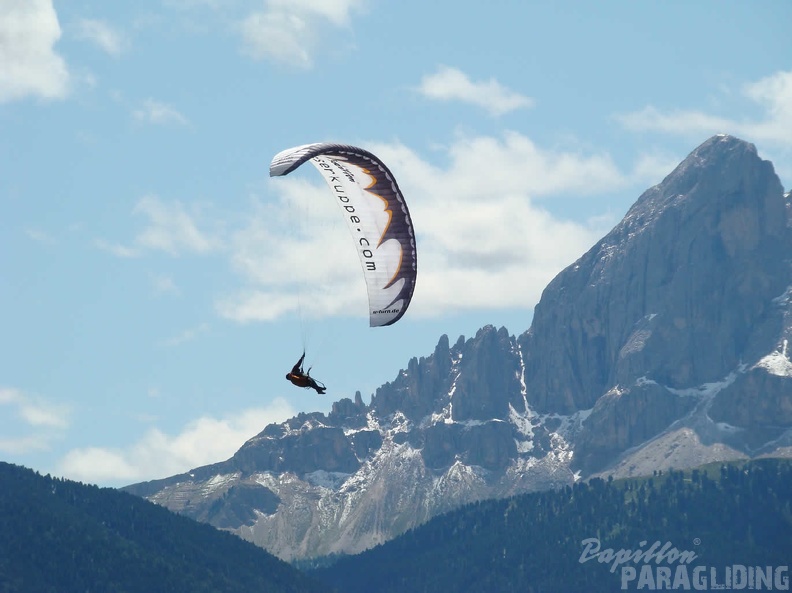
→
(0, 462, 329, 593)
(124, 135, 792, 561)
(539, 134, 792, 474)
(311, 459, 792, 593)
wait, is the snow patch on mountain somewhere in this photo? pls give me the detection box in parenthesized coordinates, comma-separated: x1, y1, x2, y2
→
(666, 368, 742, 399)
(754, 340, 792, 377)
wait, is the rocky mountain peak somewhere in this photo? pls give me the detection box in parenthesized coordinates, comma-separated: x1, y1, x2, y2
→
(622, 134, 784, 246)
(370, 325, 523, 424)
(522, 135, 789, 418)
(124, 135, 792, 561)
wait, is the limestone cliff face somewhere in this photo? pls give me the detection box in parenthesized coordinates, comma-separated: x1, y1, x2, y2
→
(523, 135, 788, 411)
(518, 135, 792, 472)
(124, 135, 792, 560)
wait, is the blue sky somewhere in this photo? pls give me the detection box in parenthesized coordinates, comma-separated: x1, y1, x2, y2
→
(2, 0, 791, 487)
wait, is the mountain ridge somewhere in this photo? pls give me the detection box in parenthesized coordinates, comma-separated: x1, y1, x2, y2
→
(124, 134, 792, 561)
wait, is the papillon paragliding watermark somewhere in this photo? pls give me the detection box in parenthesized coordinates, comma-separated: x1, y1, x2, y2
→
(578, 537, 789, 590)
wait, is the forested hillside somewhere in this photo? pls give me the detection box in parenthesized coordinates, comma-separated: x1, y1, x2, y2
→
(0, 462, 329, 593)
(313, 459, 792, 593)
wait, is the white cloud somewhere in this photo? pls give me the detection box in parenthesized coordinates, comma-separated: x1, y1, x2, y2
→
(59, 448, 141, 484)
(159, 322, 210, 347)
(628, 151, 686, 187)
(417, 66, 535, 116)
(240, 10, 312, 67)
(103, 195, 220, 258)
(616, 106, 733, 137)
(134, 195, 220, 255)
(0, 434, 55, 455)
(217, 290, 309, 323)
(741, 70, 792, 145)
(0, 0, 70, 102)
(132, 99, 189, 126)
(435, 132, 625, 196)
(74, 18, 126, 56)
(18, 401, 69, 428)
(239, 0, 365, 68)
(151, 274, 180, 296)
(25, 228, 56, 244)
(0, 387, 70, 428)
(367, 137, 619, 316)
(57, 399, 297, 485)
(164, 0, 225, 9)
(218, 133, 623, 323)
(218, 178, 366, 322)
(95, 238, 140, 258)
(0, 387, 21, 406)
(266, 0, 365, 26)
(615, 70, 792, 149)
(0, 387, 71, 454)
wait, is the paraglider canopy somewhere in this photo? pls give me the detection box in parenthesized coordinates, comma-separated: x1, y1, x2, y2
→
(270, 142, 417, 327)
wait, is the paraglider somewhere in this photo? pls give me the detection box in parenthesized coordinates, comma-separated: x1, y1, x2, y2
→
(271, 142, 418, 396)
(285, 352, 326, 395)
(270, 142, 417, 327)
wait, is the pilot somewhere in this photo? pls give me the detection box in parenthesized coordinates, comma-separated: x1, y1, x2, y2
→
(285, 352, 326, 395)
